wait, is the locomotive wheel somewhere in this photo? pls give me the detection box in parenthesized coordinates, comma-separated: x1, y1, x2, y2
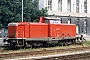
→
(26, 41, 34, 49)
(24, 40, 26, 48)
(58, 41, 65, 46)
(59, 42, 64, 46)
(65, 42, 69, 46)
(43, 41, 48, 47)
(61, 42, 64, 46)
(58, 42, 62, 46)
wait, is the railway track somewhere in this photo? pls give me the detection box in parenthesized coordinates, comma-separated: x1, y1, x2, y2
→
(36, 53, 90, 60)
(0, 46, 90, 59)
(5, 52, 90, 60)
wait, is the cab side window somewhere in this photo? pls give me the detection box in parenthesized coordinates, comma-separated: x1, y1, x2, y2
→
(44, 20, 48, 23)
(50, 19, 61, 24)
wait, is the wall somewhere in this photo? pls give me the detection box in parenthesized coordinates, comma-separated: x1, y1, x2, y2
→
(71, 0, 76, 12)
(87, 0, 90, 13)
(79, 0, 84, 13)
(62, 0, 67, 12)
(39, 0, 44, 10)
(52, 0, 58, 11)
(39, 0, 90, 17)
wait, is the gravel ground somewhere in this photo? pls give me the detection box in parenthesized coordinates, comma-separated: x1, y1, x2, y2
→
(0, 46, 90, 59)
(12, 51, 90, 60)
(3, 47, 90, 60)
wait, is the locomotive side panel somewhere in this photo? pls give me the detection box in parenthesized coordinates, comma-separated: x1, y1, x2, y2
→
(29, 23, 48, 38)
(24, 23, 29, 38)
(49, 24, 62, 37)
(17, 25, 25, 38)
(71, 25, 76, 36)
(60, 24, 76, 37)
(49, 24, 76, 38)
(48, 24, 55, 37)
(15, 23, 30, 38)
(54, 24, 62, 37)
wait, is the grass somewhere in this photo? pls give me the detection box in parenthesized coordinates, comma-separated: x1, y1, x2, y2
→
(83, 41, 90, 46)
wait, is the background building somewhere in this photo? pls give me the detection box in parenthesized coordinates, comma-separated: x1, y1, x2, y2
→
(39, 0, 90, 17)
(39, 0, 90, 34)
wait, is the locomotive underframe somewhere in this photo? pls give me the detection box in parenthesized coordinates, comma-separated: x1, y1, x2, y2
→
(4, 36, 77, 47)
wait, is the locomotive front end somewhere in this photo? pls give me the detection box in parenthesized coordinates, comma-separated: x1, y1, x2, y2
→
(3, 23, 18, 46)
(8, 23, 18, 38)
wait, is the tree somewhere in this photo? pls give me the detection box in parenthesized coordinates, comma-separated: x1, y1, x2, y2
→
(23, 0, 48, 22)
(0, 22, 2, 29)
(0, 0, 48, 26)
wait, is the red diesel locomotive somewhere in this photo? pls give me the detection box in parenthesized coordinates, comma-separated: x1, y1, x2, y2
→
(3, 16, 78, 47)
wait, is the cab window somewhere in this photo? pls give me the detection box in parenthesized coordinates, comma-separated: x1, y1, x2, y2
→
(44, 20, 48, 23)
(50, 19, 61, 24)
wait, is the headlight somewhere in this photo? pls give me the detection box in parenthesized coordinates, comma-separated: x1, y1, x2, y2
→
(5, 41, 8, 44)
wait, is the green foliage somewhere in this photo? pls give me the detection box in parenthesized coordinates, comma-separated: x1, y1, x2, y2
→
(83, 41, 90, 45)
(0, 23, 2, 28)
(0, 0, 48, 26)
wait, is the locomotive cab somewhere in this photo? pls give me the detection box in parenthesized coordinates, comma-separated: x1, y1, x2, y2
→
(39, 16, 61, 24)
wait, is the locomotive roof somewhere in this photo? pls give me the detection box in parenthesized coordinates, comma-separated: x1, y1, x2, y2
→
(44, 17, 60, 20)
(8, 23, 18, 26)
